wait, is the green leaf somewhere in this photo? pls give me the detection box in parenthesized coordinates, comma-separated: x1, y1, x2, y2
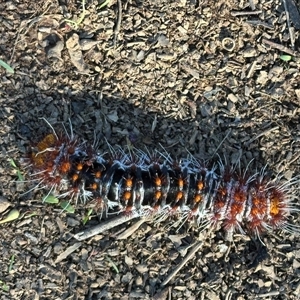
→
(9, 159, 24, 181)
(280, 55, 292, 61)
(99, 0, 111, 9)
(60, 201, 75, 213)
(8, 255, 15, 273)
(106, 256, 119, 273)
(0, 209, 20, 224)
(0, 59, 14, 73)
(16, 170, 24, 181)
(43, 194, 59, 204)
(64, 0, 86, 29)
(0, 280, 9, 292)
(9, 158, 17, 168)
(23, 211, 38, 219)
(82, 208, 93, 225)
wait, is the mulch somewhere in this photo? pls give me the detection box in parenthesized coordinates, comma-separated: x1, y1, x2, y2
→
(0, 0, 300, 299)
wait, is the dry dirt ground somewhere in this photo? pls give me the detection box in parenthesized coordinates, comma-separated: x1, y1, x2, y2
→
(1, 0, 300, 299)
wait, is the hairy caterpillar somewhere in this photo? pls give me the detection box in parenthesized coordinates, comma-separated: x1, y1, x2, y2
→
(24, 122, 300, 241)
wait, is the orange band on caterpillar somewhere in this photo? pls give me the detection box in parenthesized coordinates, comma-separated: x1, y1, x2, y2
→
(25, 129, 300, 241)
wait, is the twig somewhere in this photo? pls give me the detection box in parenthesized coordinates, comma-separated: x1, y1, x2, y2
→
(55, 242, 82, 263)
(225, 289, 234, 300)
(257, 291, 280, 297)
(113, 0, 122, 48)
(73, 212, 140, 241)
(282, 0, 295, 47)
(116, 218, 147, 240)
(245, 126, 279, 146)
(262, 38, 298, 56)
(161, 229, 213, 286)
(10, 11, 58, 63)
(64, 0, 86, 29)
(209, 129, 231, 160)
(246, 60, 257, 78)
(246, 20, 274, 30)
(231, 10, 262, 17)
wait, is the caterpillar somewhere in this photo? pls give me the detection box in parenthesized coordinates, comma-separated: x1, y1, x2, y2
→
(24, 122, 300, 241)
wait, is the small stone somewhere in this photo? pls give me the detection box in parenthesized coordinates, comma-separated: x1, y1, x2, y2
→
(121, 272, 133, 284)
(243, 47, 257, 57)
(0, 197, 11, 213)
(135, 264, 148, 274)
(53, 242, 64, 254)
(125, 255, 133, 267)
(135, 276, 143, 286)
(67, 217, 80, 227)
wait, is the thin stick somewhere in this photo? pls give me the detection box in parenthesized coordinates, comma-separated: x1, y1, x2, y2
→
(161, 229, 212, 286)
(282, 0, 295, 47)
(209, 129, 231, 160)
(262, 38, 298, 56)
(257, 291, 280, 297)
(113, 0, 122, 48)
(73, 212, 140, 241)
(246, 20, 274, 30)
(231, 10, 262, 17)
(246, 126, 279, 146)
(116, 218, 147, 240)
(10, 7, 55, 63)
(161, 240, 205, 286)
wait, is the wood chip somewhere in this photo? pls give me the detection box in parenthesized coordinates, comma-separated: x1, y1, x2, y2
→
(55, 242, 82, 263)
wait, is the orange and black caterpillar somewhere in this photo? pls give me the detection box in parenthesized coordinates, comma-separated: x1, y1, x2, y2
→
(25, 125, 300, 241)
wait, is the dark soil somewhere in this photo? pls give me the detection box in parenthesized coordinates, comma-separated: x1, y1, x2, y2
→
(1, 0, 300, 299)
